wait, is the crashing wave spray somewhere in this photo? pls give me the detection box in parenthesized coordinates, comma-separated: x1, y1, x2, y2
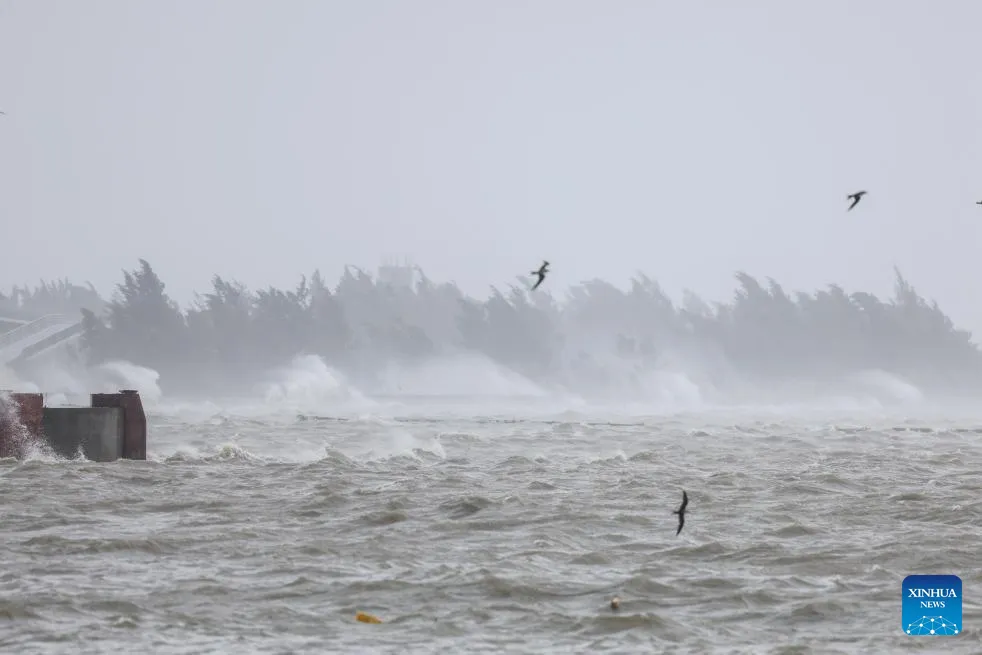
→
(0, 391, 26, 457)
(0, 390, 50, 459)
(0, 364, 40, 393)
(261, 354, 374, 415)
(97, 360, 163, 406)
(374, 352, 548, 397)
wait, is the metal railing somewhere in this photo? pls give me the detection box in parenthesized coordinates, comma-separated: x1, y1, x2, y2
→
(7, 322, 85, 366)
(0, 314, 81, 355)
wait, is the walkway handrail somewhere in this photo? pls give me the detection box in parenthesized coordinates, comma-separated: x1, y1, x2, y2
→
(0, 314, 80, 353)
(7, 323, 85, 366)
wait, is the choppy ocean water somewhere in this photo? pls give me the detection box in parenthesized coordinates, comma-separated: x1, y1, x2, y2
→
(2, 391, 981, 654)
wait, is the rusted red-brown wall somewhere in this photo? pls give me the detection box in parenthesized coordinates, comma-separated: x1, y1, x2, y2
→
(0, 395, 17, 458)
(0, 392, 44, 458)
(91, 390, 146, 460)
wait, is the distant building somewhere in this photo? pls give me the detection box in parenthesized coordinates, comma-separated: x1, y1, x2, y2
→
(376, 258, 417, 291)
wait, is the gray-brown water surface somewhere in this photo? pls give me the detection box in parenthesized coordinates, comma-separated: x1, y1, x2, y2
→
(2, 397, 981, 654)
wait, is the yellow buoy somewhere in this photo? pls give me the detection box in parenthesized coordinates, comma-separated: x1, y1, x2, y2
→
(356, 611, 383, 624)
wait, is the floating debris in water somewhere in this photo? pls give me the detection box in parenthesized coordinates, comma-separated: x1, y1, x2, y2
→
(610, 596, 621, 610)
(356, 611, 383, 624)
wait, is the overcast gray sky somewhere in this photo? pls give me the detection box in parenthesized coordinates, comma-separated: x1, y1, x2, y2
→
(1, 1, 981, 329)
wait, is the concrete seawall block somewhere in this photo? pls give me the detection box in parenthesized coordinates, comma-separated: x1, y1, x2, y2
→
(2, 389, 146, 461)
(42, 407, 124, 462)
(91, 390, 147, 460)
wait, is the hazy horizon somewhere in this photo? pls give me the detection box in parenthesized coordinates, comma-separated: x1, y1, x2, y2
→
(1, 258, 978, 415)
(2, 2, 982, 333)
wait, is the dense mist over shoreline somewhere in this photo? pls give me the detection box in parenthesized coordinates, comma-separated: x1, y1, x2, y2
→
(4, 259, 981, 406)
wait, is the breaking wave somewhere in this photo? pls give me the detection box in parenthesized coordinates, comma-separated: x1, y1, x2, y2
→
(4, 346, 943, 422)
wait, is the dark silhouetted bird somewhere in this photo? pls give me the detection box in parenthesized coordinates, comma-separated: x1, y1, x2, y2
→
(847, 190, 867, 211)
(976, 200, 982, 206)
(530, 260, 549, 291)
(673, 489, 688, 536)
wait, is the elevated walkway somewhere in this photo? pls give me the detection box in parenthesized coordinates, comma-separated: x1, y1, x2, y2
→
(0, 314, 84, 366)
(0, 316, 29, 333)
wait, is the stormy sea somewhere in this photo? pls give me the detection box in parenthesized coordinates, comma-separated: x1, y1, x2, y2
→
(1, 355, 980, 654)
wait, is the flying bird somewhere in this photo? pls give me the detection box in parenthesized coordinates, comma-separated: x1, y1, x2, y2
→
(673, 489, 688, 536)
(976, 200, 981, 206)
(530, 260, 549, 291)
(847, 190, 867, 211)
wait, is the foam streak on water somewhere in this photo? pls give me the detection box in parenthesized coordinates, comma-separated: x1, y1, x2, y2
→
(2, 399, 982, 654)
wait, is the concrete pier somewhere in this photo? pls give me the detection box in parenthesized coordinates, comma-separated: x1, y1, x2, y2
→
(0, 391, 147, 461)
(42, 407, 124, 461)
